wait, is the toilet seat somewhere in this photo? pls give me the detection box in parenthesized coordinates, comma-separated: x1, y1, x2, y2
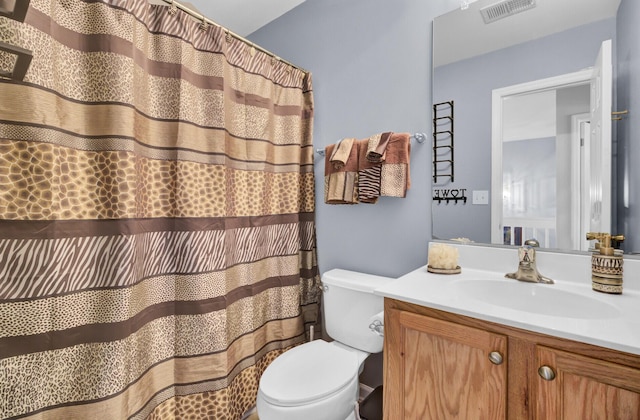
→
(259, 340, 360, 407)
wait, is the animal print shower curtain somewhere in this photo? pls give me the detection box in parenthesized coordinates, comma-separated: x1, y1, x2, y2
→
(0, 1, 320, 418)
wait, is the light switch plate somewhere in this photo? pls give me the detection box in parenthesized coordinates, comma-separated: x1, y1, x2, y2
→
(473, 190, 489, 205)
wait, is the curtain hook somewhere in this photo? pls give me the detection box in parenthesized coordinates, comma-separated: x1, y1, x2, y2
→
(168, 0, 177, 15)
(225, 30, 232, 43)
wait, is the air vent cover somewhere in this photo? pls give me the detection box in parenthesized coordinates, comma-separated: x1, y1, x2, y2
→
(480, 0, 536, 24)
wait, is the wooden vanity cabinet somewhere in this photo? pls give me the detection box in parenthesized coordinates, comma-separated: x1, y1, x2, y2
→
(383, 298, 640, 420)
(536, 346, 640, 419)
(384, 307, 508, 419)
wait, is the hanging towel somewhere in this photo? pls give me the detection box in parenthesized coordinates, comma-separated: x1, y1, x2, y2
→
(324, 142, 359, 204)
(329, 138, 355, 169)
(357, 139, 382, 204)
(380, 132, 411, 197)
(366, 132, 393, 163)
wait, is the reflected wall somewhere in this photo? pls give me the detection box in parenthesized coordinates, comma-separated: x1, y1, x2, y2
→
(432, 17, 616, 245)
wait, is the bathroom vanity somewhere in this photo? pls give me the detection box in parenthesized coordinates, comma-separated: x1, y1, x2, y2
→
(382, 299, 640, 419)
(375, 243, 640, 419)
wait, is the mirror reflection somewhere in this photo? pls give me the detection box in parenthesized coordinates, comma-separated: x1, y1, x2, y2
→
(492, 61, 610, 252)
(432, 0, 639, 254)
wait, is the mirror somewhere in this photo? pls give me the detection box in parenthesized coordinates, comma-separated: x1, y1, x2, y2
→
(432, 0, 639, 254)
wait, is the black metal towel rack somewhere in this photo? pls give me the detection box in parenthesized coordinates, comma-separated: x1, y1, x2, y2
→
(432, 100, 454, 183)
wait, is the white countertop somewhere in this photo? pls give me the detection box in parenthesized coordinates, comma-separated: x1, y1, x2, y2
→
(374, 243, 640, 356)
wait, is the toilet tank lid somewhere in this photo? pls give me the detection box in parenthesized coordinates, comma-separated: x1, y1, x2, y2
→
(322, 269, 394, 293)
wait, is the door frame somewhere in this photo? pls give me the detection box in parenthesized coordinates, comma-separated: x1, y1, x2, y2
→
(491, 69, 593, 245)
(571, 113, 591, 250)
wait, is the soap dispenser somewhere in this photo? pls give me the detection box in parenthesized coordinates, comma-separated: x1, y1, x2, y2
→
(586, 232, 625, 294)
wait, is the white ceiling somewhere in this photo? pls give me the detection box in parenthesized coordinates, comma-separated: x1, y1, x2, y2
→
(171, 0, 306, 37)
(434, 0, 621, 67)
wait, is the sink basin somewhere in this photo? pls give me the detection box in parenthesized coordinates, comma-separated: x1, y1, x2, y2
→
(451, 279, 621, 319)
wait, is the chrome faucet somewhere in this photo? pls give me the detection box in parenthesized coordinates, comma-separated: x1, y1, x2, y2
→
(505, 240, 554, 284)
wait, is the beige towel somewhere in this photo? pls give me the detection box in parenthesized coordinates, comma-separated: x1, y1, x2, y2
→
(329, 138, 355, 169)
(380, 132, 411, 197)
(366, 132, 392, 163)
(324, 142, 359, 204)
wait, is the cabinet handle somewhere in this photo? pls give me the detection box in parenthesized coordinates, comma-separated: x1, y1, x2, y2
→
(538, 365, 556, 381)
(488, 351, 503, 365)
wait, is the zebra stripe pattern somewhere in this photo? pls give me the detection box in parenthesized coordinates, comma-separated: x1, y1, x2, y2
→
(0, 222, 310, 300)
(358, 165, 383, 202)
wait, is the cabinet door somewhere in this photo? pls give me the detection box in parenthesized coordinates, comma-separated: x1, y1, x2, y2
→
(536, 346, 640, 419)
(384, 309, 507, 419)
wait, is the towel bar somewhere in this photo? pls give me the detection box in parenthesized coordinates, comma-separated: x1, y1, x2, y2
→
(316, 132, 426, 156)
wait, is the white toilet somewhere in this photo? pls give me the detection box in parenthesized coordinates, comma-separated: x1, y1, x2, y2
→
(256, 268, 392, 420)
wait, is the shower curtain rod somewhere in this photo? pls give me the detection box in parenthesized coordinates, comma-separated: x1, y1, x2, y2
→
(155, 0, 309, 74)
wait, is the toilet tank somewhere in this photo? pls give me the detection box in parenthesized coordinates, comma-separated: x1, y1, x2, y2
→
(321, 269, 393, 353)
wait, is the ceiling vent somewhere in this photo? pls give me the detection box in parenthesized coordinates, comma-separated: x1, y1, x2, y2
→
(480, 0, 536, 24)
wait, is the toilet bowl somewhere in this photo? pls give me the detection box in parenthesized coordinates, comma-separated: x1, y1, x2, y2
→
(257, 340, 368, 420)
(256, 269, 393, 420)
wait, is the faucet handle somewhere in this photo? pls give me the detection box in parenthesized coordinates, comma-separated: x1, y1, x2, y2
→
(586, 232, 624, 256)
(518, 245, 536, 262)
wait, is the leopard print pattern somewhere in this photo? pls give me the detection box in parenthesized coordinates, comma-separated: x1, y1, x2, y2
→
(17, 3, 306, 124)
(0, 140, 313, 220)
(147, 348, 285, 420)
(380, 164, 409, 197)
(0, 17, 19, 77)
(1, 311, 302, 418)
(0, 139, 137, 220)
(224, 286, 301, 341)
(300, 172, 316, 213)
(134, 156, 226, 219)
(0, 271, 226, 338)
(226, 170, 307, 217)
(2, 316, 182, 418)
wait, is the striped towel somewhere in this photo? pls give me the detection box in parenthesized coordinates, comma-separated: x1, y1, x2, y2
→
(357, 139, 382, 204)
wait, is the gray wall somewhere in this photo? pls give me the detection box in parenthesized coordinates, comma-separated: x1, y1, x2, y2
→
(249, 0, 460, 390)
(248, 0, 640, 390)
(616, 0, 640, 253)
(432, 18, 617, 244)
(250, 0, 460, 279)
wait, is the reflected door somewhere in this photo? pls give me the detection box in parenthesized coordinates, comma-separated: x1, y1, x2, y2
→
(588, 39, 613, 236)
(490, 39, 612, 249)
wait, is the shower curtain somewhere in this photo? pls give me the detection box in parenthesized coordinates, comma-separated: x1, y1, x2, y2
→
(0, 1, 320, 419)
